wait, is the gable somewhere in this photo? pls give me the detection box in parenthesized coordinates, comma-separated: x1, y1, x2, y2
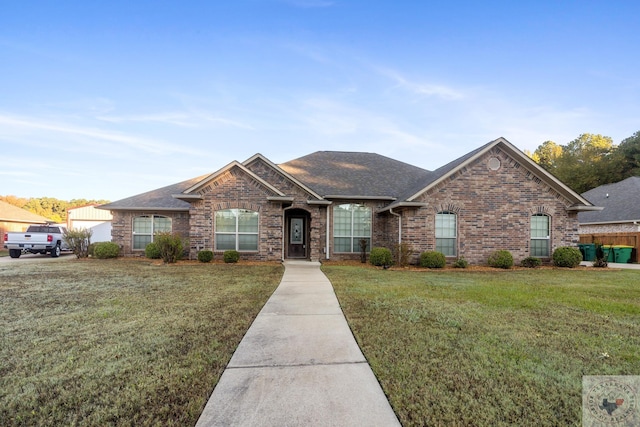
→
(381, 137, 597, 212)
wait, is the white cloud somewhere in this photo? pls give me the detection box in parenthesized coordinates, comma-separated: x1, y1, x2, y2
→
(378, 68, 465, 101)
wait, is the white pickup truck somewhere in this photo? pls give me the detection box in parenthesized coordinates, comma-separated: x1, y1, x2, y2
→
(3, 225, 69, 258)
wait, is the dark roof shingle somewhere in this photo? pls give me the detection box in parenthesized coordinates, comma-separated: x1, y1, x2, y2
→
(99, 175, 209, 211)
(278, 151, 432, 198)
(579, 176, 640, 223)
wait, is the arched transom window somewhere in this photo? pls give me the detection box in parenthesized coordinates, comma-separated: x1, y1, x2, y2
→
(435, 211, 457, 256)
(531, 214, 550, 257)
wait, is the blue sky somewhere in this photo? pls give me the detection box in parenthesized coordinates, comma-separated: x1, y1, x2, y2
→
(2, 1, 639, 201)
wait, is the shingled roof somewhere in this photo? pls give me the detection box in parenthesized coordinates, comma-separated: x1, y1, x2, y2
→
(99, 174, 209, 211)
(278, 151, 432, 199)
(0, 201, 50, 223)
(578, 176, 640, 224)
(100, 138, 597, 212)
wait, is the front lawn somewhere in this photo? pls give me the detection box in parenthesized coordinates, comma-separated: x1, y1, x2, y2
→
(0, 259, 283, 426)
(323, 266, 640, 427)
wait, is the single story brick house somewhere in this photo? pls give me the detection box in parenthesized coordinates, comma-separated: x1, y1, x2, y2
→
(99, 137, 600, 264)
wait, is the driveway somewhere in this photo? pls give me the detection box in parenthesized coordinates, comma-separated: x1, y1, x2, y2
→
(0, 252, 75, 263)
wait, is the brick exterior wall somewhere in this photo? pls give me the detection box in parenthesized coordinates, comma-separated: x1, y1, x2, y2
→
(110, 210, 190, 256)
(111, 147, 581, 265)
(401, 148, 579, 264)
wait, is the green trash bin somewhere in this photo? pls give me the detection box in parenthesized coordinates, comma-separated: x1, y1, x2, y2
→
(581, 243, 596, 261)
(613, 245, 633, 263)
(602, 245, 615, 262)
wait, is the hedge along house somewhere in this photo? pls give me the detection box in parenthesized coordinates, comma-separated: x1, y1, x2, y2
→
(99, 138, 600, 264)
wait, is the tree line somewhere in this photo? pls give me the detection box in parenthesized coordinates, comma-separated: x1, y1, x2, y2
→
(528, 130, 640, 194)
(0, 196, 110, 223)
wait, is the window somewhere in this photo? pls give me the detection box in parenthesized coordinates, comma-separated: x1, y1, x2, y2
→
(132, 215, 172, 250)
(531, 214, 550, 257)
(435, 212, 457, 256)
(215, 209, 259, 251)
(333, 204, 371, 252)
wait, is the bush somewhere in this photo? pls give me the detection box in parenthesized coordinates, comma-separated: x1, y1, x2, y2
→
(593, 244, 608, 268)
(488, 250, 513, 269)
(93, 242, 120, 259)
(393, 243, 414, 267)
(223, 250, 240, 263)
(453, 257, 468, 268)
(197, 250, 214, 263)
(88, 242, 97, 257)
(63, 228, 93, 259)
(145, 242, 161, 259)
(370, 247, 393, 267)
(521, 256, 542, 268)
(154, 232, 186, 264)
(552, 246, 582, 268)
(420, 251, 446, 269)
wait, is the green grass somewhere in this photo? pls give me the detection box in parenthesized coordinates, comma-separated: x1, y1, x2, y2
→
(0, 259, 283, 426)
(323, 266, 640, 427)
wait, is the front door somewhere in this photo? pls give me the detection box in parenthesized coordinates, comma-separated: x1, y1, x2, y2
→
(288, 216, 307, 258)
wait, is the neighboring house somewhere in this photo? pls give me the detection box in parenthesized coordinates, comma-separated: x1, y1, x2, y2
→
(67, 204, 113, 242)
(99, 137, 599, 264)
(578, 176, 640, 262)
(0, 200, 50, 239)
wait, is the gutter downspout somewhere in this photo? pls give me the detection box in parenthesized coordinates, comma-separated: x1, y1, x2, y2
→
(389, 208, 401, 244)
(326, 205, 330, 260)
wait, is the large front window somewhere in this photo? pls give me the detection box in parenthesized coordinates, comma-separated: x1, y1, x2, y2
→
(435, 212, 457, 256)
(215, 209, 259, 251)
(333, 204, 371, 252)
(531, 214, 550, 257)
(132, 215, 172, 250)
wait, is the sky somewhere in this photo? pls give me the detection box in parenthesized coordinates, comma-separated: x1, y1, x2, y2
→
(2, 1, 639, 201)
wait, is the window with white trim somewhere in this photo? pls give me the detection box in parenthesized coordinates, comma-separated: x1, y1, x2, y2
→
(435, 211, 457, 256)
(215, 209, 259, 251)
(132, 215, 172, 250)
(333, 204, 371, 252)
(531, 214, 550, 257)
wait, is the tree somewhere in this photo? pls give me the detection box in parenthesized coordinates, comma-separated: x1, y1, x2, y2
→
(617, 130, 640, 176)
(531, 140, 563, 172)
(530, 134, 622, 193)
(553, 133, 621, 193)
(0, 196, 110, 222)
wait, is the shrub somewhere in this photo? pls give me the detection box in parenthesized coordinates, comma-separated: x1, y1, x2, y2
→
(88, 242, 97, 257)
(393, 243, 414, 268)
(223, 250, 240, 263)
(154, 232, 186, 264)
(488, 250, 513, 269)
(359, 239, 369, 263)
(453, 257, 468, 268)
(521, 256, 542, 268)
(145, 242, 161, 259)
(552, 246, 582, 268)
(593, 244, 608, 268)
(420, 251, 446, 269)
(370, 247, 393, 267)
(197, 250, 214, 263)
(93, 242, 120, 259)
(63, 228, 93, 259)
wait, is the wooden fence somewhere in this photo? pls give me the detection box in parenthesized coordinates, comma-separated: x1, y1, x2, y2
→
(579, 232, 640, 263)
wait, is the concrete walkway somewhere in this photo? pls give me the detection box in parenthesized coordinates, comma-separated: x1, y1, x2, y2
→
(195, 261, 401, 427)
